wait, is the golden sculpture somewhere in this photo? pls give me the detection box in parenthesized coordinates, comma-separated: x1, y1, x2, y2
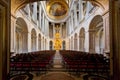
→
(54, 33, 62, 50)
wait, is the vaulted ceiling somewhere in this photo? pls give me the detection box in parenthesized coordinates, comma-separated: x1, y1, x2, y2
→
(11, 0, 109, 15)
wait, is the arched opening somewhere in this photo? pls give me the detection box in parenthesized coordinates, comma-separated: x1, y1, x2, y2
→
(38, 34, 41, 51)
(74, 33, 78, 50)
(62, 40, 66, 50)
(49, 40, 53, 50)
(31, 29, 37, 51)
(89, 15, 103, 53)
(16, 17, 28, 53)
(79, 28, 85, 51)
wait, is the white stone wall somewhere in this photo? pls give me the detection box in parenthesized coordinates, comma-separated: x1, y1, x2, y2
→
(11, 4, 50, 53)
(11, 1, 109, 54)
(66, 1, 109, 54)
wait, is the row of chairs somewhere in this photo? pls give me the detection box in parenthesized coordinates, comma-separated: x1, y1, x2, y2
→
(10, 50, 55, 72)
(60, 50, 110, 75)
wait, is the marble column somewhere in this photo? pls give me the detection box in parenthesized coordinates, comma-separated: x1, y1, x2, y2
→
(71, 37, 74, 50)
(33, 2, 37, 22)
(27, 4, 31, 19)
(28, 32, 31, 52)
(41, 37, 44, 50)
(39, 3, 41, 29)
(11, 16, 16, 52)
(103, 12, 110, 52)
(74, 3, 77, 26)
(66, 21, 69, 36)
(42, 13, 45, 32)
(44, 14, 45, 33)
(46, 19, 49, 36)
(39, 37, 41, 51)
(69, 39, 70, 50)
(71, 13, 74, 32)
(45, 18, 49, 36)
(53, 23, 55, 38)
(78, 35, 80, 51)
(41, 37, 43, 50)
(71, 38, 73, 50)
(69, 17, 71, 34)
(60, 23, 63, 38)
(84, 31, 89, 52)
(79, 0, 83, 21)
(77, 36, 79, 51)
(36, 34, 39, 51)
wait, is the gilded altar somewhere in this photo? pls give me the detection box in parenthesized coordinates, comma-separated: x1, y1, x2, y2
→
(54, 33, 62, 50)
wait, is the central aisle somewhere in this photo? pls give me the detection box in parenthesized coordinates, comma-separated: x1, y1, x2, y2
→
(39, 51, 76, 80)
(53, 50, 63, 68)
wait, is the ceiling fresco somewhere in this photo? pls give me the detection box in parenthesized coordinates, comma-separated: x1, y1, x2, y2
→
(49, 2, 67, 16)
(46, 0, 69, 20)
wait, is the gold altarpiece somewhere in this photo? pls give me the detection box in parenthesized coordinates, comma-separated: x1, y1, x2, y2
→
(54, 25, 62, 50)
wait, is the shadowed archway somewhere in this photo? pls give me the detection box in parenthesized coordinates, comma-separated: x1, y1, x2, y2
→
(79, 28, 85, 51)
(31, 29, 37, 51)
(16, 17, 28, 53)
(89, 15, 103, 53)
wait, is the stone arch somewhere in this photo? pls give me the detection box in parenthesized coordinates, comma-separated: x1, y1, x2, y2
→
(74, 33, 78, 50)
(79, 28, 85, 51)
(49, 40, 53, 50)
(38, 33, 41, 51)
(16, 17, 28, 53)
(62, 40, 66, 50)
(11, 0, 108, 15)
(31, 28, 37, 51)
(89, 15, 103, 53)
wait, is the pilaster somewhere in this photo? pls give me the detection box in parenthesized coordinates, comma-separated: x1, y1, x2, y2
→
(103, 12, 110, 52)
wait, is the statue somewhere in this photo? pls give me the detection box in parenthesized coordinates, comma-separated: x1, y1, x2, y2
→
(55, 25, 60, 33)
